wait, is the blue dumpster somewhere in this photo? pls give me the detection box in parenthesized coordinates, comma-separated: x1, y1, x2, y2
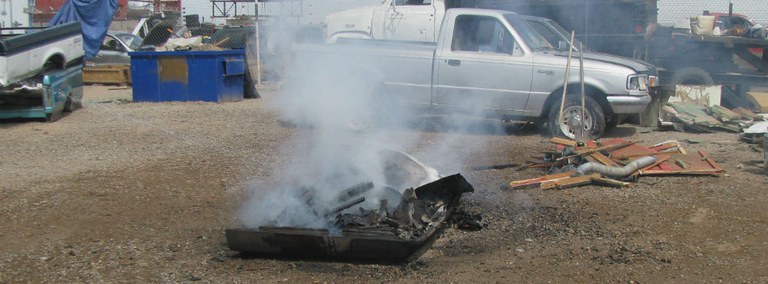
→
(129, 49, 245, 102)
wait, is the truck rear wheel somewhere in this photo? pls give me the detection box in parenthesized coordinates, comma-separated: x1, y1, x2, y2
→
(670, 67, 714, 85)
(547, 96, 606, 139)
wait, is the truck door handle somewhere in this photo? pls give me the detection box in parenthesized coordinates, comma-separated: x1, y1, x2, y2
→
(447, 59, 461, 66)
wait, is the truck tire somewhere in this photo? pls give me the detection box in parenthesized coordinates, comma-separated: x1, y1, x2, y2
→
(547, 96, 606, 139)
(63, 93, 82, 112)
(605, 114, 622, 130)
(670, 67, 714, 85)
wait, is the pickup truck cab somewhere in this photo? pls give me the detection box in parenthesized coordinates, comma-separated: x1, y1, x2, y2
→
(296, 9, 653, 138)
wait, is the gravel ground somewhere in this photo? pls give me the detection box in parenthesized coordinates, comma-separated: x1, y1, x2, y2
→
(1, 85, 767, 283)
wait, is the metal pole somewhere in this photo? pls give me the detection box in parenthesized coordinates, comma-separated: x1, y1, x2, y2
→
(255, 0, 261, 86)
(558, 31, 576, 126)
(579, 42, 587, 141)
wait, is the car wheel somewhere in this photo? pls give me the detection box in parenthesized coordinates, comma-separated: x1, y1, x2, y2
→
(548, 96, 606, 139)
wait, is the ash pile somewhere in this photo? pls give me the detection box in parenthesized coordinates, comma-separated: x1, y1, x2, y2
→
(227, 149, 475, 262)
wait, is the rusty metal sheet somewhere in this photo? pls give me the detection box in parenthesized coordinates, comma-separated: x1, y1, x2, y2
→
(637, 151, 724, 176)
(599, 138, 659, 161)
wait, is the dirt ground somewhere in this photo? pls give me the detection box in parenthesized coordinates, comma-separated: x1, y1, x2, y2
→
(1, 85, 767, 283)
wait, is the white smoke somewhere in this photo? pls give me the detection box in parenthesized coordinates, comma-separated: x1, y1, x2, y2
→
(238, 25, 508, 231)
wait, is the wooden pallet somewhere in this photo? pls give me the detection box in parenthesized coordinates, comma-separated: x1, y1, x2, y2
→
(83, 65, 131, 86)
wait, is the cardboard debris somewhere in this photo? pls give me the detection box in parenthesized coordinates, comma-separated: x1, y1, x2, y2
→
(508, 138, 724, 190)
(732, 107, 763, 121)
(745, 91, 768, 112)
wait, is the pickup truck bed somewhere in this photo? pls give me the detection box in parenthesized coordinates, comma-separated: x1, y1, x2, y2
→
(0, 22, 83, 87)
(298, 39, 437, 106)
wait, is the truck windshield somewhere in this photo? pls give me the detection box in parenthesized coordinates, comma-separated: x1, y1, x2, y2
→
(503, 14, 553, 51)
(526, 18, 587, 51)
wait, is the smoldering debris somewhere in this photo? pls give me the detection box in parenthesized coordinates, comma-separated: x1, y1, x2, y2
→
(226, 174, 474, 262)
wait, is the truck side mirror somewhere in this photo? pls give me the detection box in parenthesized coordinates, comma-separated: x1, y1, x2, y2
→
(557, 40, 569, 51)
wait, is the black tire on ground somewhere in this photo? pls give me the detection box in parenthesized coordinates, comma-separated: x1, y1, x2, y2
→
(670, 67, 714, 85)
(605, 114, 620, 129)
(46, 110, 62, 122)
(547, 95, 606, 139)
(63, 94, 82, 112)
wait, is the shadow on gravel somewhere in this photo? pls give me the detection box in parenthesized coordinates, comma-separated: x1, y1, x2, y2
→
(278, 115, 544, 137)
(404, 116, 541, 137)
(229, 252, 409, 266)
(602, 125, 638, 138)
(741, 160, 768, 175)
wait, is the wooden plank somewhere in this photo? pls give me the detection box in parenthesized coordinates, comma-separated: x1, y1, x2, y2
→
(589, 152, 621, 167)
(509, 171, 574, 189)
(540, 173, 600, 190)
(699, 150, 724, 172)
(83, 65, 131, 85)
(637, 151, 724, 176)
(550, 137, 577, 147)
(556, 141, 637, 161)
(592, 177, 630, 188)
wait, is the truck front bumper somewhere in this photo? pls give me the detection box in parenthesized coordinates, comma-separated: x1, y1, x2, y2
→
(606, 94, 652, 114)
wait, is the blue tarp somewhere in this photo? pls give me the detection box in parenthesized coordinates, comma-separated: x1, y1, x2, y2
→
(48, 0, 118, 61)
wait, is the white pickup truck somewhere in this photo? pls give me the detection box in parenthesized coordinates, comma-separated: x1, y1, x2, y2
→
(295, 8, 654, 138)
(0, 22, 84, 88)
(325, 0, 452, 43)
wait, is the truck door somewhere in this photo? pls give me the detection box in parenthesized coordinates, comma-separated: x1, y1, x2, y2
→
(373, 0, 438, 42)
(434, 14, 533, 114)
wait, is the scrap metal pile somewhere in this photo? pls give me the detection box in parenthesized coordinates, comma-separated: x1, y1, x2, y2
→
(226, 149, 475, 262)
(509, 137, 724, 190)
(284, 174, 474, 240)
(662, 101, 767, 135)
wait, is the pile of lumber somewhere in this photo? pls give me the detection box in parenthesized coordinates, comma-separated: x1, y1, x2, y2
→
(508, 137, 724, 190)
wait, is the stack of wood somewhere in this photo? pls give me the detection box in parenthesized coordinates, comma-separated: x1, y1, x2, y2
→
(83, 65, 131, 86)
(508, 137, 724, 190)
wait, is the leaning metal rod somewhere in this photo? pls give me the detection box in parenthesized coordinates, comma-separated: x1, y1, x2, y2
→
(558, 31, 577, 125)
(579, 42, 587, 141)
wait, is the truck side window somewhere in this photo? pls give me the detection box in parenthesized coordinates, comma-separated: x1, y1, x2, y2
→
(451, 15, 518, 56)
(101, 37, 121, 52)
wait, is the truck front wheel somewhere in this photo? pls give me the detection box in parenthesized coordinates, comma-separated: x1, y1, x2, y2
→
(547, 96, 606, 139)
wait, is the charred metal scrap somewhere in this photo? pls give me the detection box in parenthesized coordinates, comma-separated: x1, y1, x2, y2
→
(226, 174, 474, 262)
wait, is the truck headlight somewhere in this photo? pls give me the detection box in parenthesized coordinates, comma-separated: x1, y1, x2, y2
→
(627, 75, 648, 91)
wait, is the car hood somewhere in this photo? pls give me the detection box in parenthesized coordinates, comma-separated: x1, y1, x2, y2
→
(552, 50, 655, 73)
